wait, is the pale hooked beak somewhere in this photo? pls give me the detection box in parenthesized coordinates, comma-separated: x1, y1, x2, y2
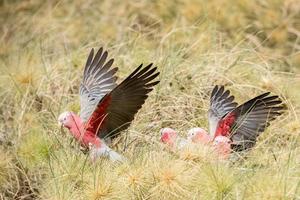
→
(58, 119, 64, 127)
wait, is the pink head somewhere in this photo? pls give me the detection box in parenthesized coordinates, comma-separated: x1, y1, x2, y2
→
(58, 111, 101, 148)
(58, 111, 88, 144)
(160, 128, 178, 147)
(58, 111, 81, 129)
(213, 136, 231, 158)
(187, 127, 211, 144)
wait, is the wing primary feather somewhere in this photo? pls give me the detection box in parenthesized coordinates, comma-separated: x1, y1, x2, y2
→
(83, 48, 95, 78)
(90, 47, 104, 69)
(211, 85, 219, 99)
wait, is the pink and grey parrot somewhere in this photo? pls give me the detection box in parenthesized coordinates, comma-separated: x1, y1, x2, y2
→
(58, 47, 159, 161)
(160, 128, 188, 150)
(187, 127, 211, 144)
(189, 85, 285, 157)
(210, 85, 284, 152)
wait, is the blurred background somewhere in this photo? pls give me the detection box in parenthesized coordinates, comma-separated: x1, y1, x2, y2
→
(0, 0, 300, 199)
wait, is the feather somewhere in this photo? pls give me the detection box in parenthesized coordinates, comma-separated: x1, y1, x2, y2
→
(79, 47, 118, 122)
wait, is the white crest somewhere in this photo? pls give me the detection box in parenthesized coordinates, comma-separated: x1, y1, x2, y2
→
(58, 111, 71, 125)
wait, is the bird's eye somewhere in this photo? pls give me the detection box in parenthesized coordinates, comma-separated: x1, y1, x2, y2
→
(64, 117, 66, 121)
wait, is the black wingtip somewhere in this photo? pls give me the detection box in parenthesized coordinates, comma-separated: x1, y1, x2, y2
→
(147, 63, 154, 68)
(211, 85, 219, 99)
(89, 48, 95, 59)
(281, 103, 288, 110)
(211, 85, 230, 103)
(219, 85, 224, 91)
(129, 64, 144, 78)
(105, 58, 114, 67)
(83, 48, 95, 74)
(260, 92, 271, 98)
(95, 47, 103, 57)
(102, 51, 108, 58)
(146, 80, 160, 88)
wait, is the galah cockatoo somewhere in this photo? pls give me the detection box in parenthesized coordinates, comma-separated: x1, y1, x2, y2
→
(188, 85, 284, 157)
(208, 85, 284, 153)
(160, 128, 188, 150)
(58, 47, 160, 162)
(187, 127, 212, 144)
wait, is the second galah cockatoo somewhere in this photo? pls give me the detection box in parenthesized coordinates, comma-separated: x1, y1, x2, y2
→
(187, 127, 212, 144)
(58, 47, 160, 161)
(160, 128, 188, 150)
(188, 85, 285, 157)
(209, 85, 284, 152)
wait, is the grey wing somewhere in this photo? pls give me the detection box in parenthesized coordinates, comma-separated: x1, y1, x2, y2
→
(230, 93, 285, 151)
(208, 85, 238, 136)
(98, 63, 159, 139)
(79, 47, 118, 122)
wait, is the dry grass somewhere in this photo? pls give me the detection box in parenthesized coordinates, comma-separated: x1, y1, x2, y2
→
(0, 0, 299, 199)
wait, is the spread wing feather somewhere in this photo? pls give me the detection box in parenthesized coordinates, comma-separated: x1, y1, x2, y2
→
(79, 47, 118, 122)
(228, 92, 285, 150)
(86, 63, 160, 139)
(208, 85, 238, 136)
